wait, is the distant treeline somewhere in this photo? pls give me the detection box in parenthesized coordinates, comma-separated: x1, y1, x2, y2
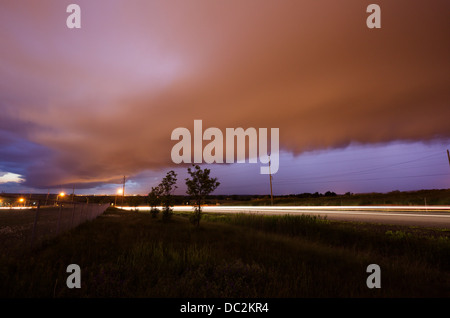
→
(1, 188, 450, 207)
(230, 189, 450, 206)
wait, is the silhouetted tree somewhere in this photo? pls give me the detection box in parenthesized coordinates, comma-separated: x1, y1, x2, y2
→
(159, 171, 178, 222)
(148, 186, 161, 218)
(185, 165, 220, 227)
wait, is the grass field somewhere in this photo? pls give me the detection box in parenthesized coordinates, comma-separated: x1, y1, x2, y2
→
(1, 207, 449, 298)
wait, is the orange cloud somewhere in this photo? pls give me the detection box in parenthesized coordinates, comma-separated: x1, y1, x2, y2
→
(0, 0, 449, 188)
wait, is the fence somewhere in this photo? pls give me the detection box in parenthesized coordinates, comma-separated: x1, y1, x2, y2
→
(0, 202, 109, 254)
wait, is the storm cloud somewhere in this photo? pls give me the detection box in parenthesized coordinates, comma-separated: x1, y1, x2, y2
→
(0, 0, 449, 190)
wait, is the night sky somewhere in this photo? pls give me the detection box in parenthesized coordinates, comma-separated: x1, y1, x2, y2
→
(1, 0, 449, 196)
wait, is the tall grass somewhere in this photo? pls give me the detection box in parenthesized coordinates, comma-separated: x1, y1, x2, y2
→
(1, 208, 449, 298)
(201, 213, 450, 272)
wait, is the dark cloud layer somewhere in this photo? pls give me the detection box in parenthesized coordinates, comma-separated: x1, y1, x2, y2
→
(0, 0, 449, 189)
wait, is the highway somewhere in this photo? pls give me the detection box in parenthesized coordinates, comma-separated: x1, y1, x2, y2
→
(123, 205, 450, 228)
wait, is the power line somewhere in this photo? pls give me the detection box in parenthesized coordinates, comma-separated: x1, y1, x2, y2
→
(121, 176, 125, 206)
(273, 172, 450, 186)
(193, 147, 450, 193)
(269, 155, 273, 205)
(280, 148, 445, 168)
(274, 151, 444, 184)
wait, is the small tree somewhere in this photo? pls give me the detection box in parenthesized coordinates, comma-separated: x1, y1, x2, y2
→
(148, 186, 161, 218)
(185, 165, 220, 227)
(159, 170, 178, 222)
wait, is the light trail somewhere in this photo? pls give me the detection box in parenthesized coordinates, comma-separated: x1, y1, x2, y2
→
(121, 205, 450, 213)
(119, 205, 450, 227)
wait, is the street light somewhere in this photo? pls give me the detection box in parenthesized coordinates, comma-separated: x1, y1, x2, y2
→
(115, 188, 123, 206)
(56, 192, 65, 206)
(19, 197, 25, 207)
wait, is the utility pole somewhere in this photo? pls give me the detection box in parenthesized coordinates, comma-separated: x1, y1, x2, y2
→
(121, 176, 126, 207)
(45, 189, 49, 206)
(269, 155, 274, 206)
(30, 199, 40, 247)
(447, 149, 450, 167)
